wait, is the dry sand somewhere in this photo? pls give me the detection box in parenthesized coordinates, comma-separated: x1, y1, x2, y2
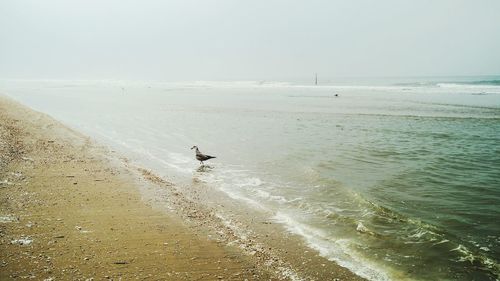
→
(0, 95, 366, 280)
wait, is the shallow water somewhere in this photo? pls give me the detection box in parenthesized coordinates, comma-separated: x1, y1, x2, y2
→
(2, 77, 499, 280)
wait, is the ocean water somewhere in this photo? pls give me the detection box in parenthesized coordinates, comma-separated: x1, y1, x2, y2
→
(1, 77, 499, 280)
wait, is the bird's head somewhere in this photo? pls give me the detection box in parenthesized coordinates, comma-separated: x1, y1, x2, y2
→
(191, 145, 198, 150)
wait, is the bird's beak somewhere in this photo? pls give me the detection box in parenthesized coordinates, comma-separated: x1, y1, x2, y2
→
(190, 146, 195, 150)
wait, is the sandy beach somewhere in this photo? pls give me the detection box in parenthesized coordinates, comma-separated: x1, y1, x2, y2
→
(0, 95, 365, 280)
(0, 96, 273, 280)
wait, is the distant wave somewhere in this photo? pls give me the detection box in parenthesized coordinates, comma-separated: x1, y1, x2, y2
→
(394, 79, 500, 87)
(392, 82, 436, 87)
(464, 79, 500, 85)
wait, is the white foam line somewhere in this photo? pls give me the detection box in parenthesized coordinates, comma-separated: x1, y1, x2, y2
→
(218, 185, 269, 210)
(273, 212, 392, 281)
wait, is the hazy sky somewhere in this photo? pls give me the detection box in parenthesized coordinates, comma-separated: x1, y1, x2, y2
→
(1, 0, 499, 81)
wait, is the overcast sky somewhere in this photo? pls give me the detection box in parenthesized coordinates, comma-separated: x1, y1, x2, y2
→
(1, 0, 499, 81)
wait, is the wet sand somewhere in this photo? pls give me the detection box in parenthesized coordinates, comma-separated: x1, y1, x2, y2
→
(0, 95, 365, 280)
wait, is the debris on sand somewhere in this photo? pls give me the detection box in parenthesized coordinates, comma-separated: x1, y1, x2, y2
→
(0, 215, 19, 223)
(11, 237, 33, 246)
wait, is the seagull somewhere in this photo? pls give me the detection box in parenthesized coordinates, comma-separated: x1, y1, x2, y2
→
(191, 146, 216, 165)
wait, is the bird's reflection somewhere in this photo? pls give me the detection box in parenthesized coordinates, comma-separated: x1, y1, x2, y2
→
(196, 165, 214, 173)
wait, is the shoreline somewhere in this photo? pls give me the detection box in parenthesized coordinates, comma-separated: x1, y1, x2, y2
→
(0, 95, 366, 280)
